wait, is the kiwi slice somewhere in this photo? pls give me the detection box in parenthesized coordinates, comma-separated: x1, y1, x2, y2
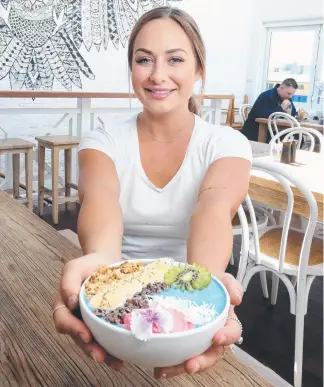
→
(164, 263, 211, 291)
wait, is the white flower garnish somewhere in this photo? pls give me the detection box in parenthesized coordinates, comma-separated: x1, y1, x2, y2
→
(130, 306, 174, 341)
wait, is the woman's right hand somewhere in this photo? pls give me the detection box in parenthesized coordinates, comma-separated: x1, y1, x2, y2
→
(52, 253, 123, 370)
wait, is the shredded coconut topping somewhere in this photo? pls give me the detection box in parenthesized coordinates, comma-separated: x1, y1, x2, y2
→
(150, 296, 218, 326)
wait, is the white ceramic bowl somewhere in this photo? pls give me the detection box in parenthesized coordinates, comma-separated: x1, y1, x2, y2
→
(79, 259, 230, 368)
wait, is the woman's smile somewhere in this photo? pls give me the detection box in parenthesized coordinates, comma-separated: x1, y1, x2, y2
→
(144, 87, 177, 100)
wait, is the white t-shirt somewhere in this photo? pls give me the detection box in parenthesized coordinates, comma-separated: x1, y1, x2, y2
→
(78, 114, 252, 262)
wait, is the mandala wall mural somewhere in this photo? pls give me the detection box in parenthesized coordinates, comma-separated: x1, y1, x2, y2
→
(0, 0, 182, 90)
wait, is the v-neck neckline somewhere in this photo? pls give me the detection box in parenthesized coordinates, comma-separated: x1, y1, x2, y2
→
(133, 114, 197, 192)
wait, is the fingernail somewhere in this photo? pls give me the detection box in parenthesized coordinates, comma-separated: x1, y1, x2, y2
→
(111, 363, 123, 372)
(79, 333, 89, 344)
(189, 364, 199, 374)
(236, 289, 243, 302)
(154, 372, 166, 380)
(90, 352, 98, 362)
(67, 295, 78, 310)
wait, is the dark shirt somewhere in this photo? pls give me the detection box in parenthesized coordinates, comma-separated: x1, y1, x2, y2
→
(241, 85, 297, 143)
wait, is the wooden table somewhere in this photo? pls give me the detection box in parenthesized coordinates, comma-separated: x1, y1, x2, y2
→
(0, 192, 270, 387)
(249, 150, 324, 221)
(255, 118, 324, 143)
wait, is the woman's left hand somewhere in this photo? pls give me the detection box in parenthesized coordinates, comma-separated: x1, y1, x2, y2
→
(154, 273, 243, 379)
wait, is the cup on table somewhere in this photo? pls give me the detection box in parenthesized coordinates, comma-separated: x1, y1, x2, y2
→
(280, 141, 291, 164)
(290, 140, 298, 163)
(297, 108, 308, 121)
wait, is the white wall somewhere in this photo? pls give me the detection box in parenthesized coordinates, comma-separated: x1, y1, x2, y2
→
(177, 0, 253, 98)
(246, 0, 324, 103)
(252, 0, 323, 20)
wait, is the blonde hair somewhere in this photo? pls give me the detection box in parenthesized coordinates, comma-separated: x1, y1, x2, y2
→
(128, 7, 206, 115)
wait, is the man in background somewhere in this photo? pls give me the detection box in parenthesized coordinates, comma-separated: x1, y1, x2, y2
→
(241, 78, 298, 142)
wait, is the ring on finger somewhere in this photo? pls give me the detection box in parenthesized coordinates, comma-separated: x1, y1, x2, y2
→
(52, 304, 67, 319)
(236, 336, 243, 345)
(226, 316, 243, 345)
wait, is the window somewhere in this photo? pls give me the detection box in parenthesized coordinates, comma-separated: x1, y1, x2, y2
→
(263, 24, 322, 109)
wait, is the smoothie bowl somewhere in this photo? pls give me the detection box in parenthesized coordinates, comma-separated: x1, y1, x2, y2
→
(79, 258, 230, 368)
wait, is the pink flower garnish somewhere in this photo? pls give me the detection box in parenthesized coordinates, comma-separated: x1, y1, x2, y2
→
(129, 306, 173, 341)
(166, 308, 194, 332)
(122, 304, 195, 341)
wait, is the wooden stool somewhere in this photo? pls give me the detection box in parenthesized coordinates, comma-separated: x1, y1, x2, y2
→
(35, 136, 80, 225)
(0, 138, 35, 210)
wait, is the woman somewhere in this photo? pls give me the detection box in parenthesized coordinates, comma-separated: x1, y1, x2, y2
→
(53, 6, 252, 380)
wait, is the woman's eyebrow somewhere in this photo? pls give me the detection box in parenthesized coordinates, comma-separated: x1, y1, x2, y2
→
(135, 48, 188, 55)
(165, 48, 187, 54)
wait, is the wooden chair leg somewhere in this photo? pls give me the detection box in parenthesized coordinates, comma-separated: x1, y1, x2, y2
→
(12, 153, 20, 199)
(51, 146, 59, 225)
(38, 145, 45, 216)
(25, 149, 34, 211)
(64, 148, 72, 211)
